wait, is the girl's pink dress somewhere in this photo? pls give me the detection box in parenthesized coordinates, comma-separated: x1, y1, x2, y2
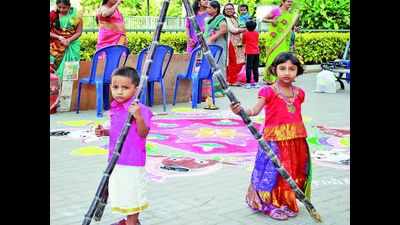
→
(245, 85, 312, 215)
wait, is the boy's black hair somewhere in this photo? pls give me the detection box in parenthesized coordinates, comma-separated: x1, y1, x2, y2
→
(239, 4, 248, 11)
(268, 52, 304, 76)
(112, 66, 140, 86)
(245, 20, 257, 31)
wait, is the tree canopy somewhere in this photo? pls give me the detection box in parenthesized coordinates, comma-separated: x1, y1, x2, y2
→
(77, 0, 349, 29)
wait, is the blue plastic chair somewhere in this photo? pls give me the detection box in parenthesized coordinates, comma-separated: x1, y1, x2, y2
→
(76, 45, 130, 117)
(339, 41, 350, 84)
(136, 45, 174, 112)
(172, 46, 202, 105)
(190, 45, 223, 108)
(135, 47, 147, 76)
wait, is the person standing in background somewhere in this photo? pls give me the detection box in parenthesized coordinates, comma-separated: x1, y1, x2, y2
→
(185, 0, 209, 53)
(223, 2, 247, 86)
(96, 0, 128, 50)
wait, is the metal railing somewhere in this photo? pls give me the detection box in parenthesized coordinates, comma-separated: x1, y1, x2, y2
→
(83, 16, 187, 32)
(82, 16, 349, 33)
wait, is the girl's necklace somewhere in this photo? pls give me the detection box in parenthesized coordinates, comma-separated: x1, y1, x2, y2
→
(275, 82, 296, 113)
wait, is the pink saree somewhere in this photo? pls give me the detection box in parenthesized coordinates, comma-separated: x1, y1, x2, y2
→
(96, 8, 127, 50)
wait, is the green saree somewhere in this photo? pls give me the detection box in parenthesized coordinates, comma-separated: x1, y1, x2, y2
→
(204, 14, 227, 97)
(263, 9, 299, 83)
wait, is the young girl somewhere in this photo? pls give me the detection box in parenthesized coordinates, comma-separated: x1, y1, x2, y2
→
(95, 67, 153, 225)
(231, 52, 311, 221)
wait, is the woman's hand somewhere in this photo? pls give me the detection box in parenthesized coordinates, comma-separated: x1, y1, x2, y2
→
(57, 36, 66, 42)
(58, 36, 70, 46)
(271, 18, 277, 26)
(208, 33, 217, 43)
(62, 38, 71, 46)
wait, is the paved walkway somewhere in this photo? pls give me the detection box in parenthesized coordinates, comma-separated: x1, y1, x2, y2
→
(50, 73, 349, 225)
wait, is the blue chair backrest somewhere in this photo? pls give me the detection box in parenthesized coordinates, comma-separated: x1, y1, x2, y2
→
(88, 45, 130, 84)
(136, 45, 174, 82)
(182, 46, 203, 79)
(196, 44, 223, 79)
(136, 48, 147, 76)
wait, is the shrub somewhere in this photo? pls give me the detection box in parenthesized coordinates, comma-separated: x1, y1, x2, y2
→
(259, 32, 349, 64)
(80, 31, 349, 65)
(79, 32, 97, 61)
(298, 0, 350, 30)
(293, 32, 349, 64)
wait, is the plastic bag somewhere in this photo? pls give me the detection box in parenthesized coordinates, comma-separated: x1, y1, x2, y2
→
(238, 64, 254, 84)
(314, 70, 337, 93)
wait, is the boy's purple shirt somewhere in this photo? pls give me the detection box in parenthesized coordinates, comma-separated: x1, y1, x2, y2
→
(108, 98, 153, 166)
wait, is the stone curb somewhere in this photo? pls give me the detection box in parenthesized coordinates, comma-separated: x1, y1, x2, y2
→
(304, 64, 322, 74)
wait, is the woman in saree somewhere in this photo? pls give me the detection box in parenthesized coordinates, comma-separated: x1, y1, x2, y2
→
(203, 0, 228, 98)
(186, 0, 209, 53)
(261, 0, 298, 84)
(50, 0, 82, 80)
(96, 0, 127, 50)
(223, 3, 247, 86)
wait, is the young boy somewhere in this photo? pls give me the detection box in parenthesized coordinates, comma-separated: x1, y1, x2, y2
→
(95, 67, 153, 225)
(238, 4, 250, 27)
(242, 19, 260, 89)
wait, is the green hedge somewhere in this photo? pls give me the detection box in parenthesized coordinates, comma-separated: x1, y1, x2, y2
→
(294, 32, 349, 63)
(259, 32, 350, 64)
(80, 31, 349, 65)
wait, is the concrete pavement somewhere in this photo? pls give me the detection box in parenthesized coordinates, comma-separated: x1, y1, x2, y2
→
(50, 73, 350, 225)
